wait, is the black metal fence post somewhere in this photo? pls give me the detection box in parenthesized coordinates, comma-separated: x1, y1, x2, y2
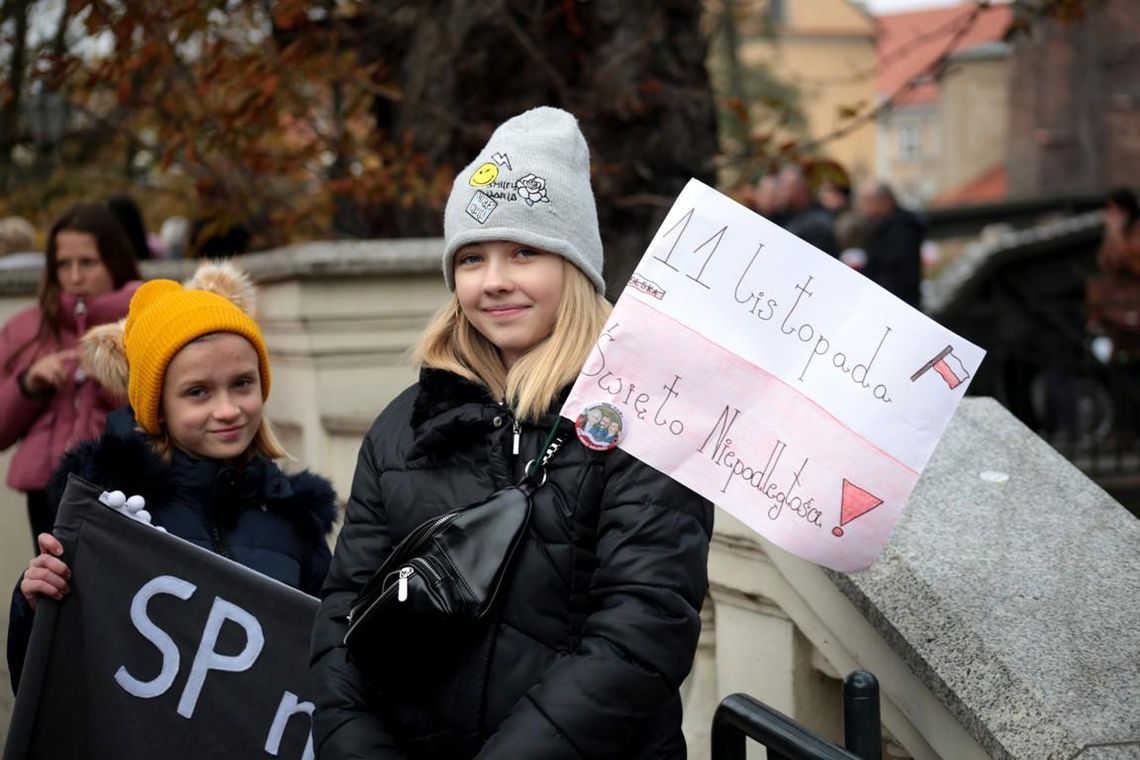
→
(711, 693, 861, 760)
(843, 670, 881, 760)
(711, 670, 883, 760)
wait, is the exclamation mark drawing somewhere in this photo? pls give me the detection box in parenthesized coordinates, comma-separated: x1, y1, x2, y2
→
(833, 479, 884, 537)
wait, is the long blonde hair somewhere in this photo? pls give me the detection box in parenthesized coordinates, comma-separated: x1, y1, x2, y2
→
(413, 259, 611, 421)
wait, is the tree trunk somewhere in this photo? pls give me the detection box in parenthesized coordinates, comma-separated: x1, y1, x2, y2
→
(358, 0, 719, 299)
(0, 0, 30, 194)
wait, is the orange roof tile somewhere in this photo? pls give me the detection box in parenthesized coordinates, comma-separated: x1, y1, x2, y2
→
(931, 163, 1007, 207)
(877, 3, 1012, 107)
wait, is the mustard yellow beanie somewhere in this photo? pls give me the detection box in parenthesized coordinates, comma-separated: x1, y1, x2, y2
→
(123, 279, 271, 434)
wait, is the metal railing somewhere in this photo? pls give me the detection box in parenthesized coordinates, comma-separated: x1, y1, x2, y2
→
(711, 671, 881, 760)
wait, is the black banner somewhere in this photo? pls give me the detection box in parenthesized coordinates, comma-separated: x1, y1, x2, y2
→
(5, 475, 318, 760)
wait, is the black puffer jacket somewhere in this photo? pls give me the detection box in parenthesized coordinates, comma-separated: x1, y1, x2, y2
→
(48, 406, 337, 593)
(9, 406, 337, 692)
(863, 206, 925, 308)
(311, 370, 713, 759)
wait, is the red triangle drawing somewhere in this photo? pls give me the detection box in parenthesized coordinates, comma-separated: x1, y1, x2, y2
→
(833, 480, 884, 537)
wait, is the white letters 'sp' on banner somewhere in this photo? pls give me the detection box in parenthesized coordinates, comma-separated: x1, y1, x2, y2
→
(562, 179, 984, 572)
(5, 475, 316, 760)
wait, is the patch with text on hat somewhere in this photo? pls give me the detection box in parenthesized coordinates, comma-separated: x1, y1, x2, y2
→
(462, 153, 550, 225)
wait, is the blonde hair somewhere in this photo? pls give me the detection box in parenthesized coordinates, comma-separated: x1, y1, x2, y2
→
(413, 259, 611, 421)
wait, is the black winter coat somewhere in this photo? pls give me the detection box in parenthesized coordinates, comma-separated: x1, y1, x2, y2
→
(8, 406, 337, 692)
(785, 203, 839, 257)
(310, 370, 713, 759)
(863, 207, 925, 308)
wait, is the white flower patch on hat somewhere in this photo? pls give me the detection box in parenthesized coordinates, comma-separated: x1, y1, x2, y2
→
(515, 174, 549, 206)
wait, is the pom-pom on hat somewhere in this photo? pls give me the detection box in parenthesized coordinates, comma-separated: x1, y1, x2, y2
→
(122, 276, 270, 435)
(442, 106, 605, 294)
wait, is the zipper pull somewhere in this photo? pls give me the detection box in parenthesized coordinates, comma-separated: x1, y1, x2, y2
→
(397, 566, 413, 602)
(74, 298, 88, 334)
(513, 418, 521, 456)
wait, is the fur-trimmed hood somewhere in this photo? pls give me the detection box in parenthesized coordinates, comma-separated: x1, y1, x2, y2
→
(47, 407, 337, 550)
(408, 368, 575, 460)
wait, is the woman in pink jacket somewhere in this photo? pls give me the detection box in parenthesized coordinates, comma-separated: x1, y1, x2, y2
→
(0, 203, 141, 550)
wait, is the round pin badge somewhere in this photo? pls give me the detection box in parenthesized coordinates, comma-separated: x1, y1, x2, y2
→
(575, 402, 624, 451)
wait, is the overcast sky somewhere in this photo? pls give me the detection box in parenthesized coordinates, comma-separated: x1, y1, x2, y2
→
(861, 0, 967, 13)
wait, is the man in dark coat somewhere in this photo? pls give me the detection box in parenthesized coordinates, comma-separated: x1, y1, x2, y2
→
(858, 180, 925, 309)
(778, 165, 839, 256)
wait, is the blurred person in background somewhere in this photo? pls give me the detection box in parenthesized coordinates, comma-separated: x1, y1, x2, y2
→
(818, 176, 852, 216)
(778, 165, 838, 256)
(1096, 187, 1140, 277)
(857, 180, 925, 309)
(0, 217, 43, 269)
(107, 195, 154, 261)
(752, 173, 786, 226)
(835, 210, 872, 272)
(0, 203, 141, 549)
(159, 216, 191, 260)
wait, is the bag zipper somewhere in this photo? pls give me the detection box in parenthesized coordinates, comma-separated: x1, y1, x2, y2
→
(396, 566, 412, 602)
(345, 581, 400, 639)
(394, 558, 444, 603)
(344, 509, 460, 621)
(410, 556, 442, 583)
(343, 556, 446, 640)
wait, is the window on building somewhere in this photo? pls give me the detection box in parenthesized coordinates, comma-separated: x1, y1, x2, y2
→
(765, 0, 785, 26)
(898, 122, 921, 162)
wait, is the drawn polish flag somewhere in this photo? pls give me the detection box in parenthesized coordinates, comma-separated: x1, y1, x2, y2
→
(911, 346, 971, 390)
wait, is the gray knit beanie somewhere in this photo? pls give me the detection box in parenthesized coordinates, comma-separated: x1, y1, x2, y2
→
(442, 106, 605, 294)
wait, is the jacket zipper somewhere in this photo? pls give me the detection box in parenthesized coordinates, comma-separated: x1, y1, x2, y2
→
(72, 299, 89, 406)
(512, 417, 521, 456)
(207, 521, 231, 559)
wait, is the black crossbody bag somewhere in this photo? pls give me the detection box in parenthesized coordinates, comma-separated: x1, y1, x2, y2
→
(344, 425, 564, 682)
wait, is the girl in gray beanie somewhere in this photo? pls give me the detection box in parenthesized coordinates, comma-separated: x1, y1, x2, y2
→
(311, 107, 712, 759)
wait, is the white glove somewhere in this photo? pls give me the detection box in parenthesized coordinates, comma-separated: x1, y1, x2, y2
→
(98, 490, 167, 532)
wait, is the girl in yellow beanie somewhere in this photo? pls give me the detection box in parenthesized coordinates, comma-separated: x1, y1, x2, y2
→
(9, 262, 337, 692)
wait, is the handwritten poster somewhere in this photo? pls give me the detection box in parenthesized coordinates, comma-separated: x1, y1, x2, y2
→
(561, 179, 984, 572)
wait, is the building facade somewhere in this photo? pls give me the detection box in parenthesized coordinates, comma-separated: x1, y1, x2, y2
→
(874, 3, 1013, 208)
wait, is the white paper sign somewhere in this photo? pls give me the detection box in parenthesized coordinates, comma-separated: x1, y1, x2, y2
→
(562, 179, 984, 571)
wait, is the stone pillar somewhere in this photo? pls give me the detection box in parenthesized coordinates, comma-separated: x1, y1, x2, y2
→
(707, 510, 845, 758)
